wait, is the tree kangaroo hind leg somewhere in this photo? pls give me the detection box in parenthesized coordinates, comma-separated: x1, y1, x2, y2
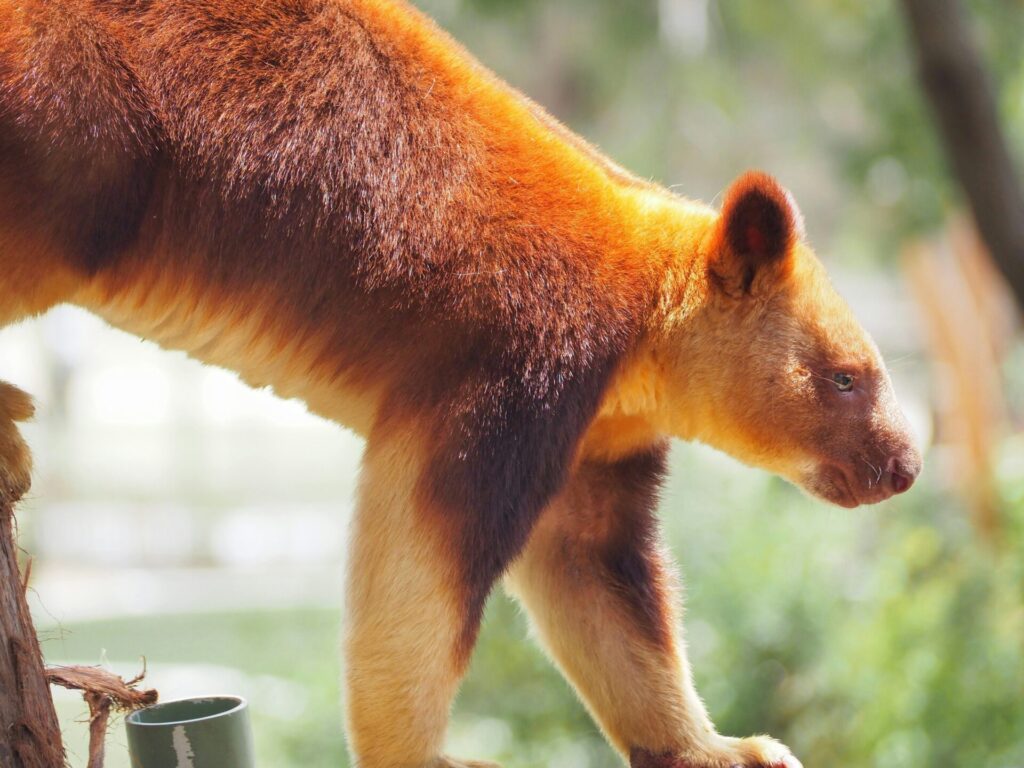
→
(344, 413, 552, 768)
(506, 447, 802, 768)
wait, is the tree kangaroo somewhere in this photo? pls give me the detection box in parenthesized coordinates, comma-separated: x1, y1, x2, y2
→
(0, 1, 921, 765)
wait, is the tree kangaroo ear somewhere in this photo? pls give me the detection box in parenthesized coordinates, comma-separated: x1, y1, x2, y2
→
(711, 170, 803, 295)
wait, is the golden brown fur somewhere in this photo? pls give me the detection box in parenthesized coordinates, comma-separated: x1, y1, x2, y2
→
(0, 1, 921, 766)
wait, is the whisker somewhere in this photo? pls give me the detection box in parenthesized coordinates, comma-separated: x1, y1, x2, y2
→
(884, 353, 917, 369)
(860, 456, 882, 488)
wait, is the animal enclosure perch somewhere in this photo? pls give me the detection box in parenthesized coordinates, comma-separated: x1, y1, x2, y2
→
(0, 491, 64, 767)
(0, 487, 158, 767)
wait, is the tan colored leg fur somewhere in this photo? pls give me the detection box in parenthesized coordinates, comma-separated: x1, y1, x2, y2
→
(505, 463, 800, 768)
(344, 426, 501, 768)
(0, 381, 35, 501)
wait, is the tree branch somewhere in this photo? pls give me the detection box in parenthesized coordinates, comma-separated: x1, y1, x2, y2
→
(901, 0, 1024, 307)
(46, 665, 158, 768)
(0, 497, 64, 768)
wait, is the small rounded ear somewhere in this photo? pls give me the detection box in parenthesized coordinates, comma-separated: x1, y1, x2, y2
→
(712, 171, 803, 294)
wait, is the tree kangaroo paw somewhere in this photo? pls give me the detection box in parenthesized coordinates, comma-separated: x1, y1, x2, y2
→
(0, 382, 34, 502)
(632, 735, 803, 768)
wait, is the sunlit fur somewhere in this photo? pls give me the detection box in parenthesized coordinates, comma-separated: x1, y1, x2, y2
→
(0, 381, 33, 500)
(601, 176, 921, 509)
(0, 1, 919, 767)
(630, 243, 920, 508)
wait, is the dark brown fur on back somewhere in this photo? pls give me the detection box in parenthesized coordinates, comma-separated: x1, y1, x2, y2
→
(0, 0, 656, 644)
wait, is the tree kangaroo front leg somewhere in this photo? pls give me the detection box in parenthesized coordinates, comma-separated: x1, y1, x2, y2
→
(506, 446, 801, 768)
(345, 417, 543, 768)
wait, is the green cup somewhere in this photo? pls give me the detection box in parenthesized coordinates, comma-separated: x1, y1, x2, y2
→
(125, 696, 255, 768)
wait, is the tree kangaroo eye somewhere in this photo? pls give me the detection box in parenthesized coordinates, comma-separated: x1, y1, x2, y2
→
(833, 372, 855, 392)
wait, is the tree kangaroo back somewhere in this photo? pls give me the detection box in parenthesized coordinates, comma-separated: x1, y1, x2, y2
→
(0, 1, 920, 766)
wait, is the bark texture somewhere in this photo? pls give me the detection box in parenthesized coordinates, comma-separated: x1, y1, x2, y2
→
(46, 665, 158, 768)
(0, 496, 64, 768)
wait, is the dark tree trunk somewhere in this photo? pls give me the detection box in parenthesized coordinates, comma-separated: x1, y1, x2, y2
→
(901, 0, 1024, 308)
(0, 496, 64, 768)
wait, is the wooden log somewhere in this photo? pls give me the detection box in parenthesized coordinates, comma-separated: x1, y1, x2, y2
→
(0, 382, 159, 767)
(0, 496, 64, 767)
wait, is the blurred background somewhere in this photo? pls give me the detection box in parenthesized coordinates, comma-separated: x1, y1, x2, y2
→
(6, 0, 1023, 766)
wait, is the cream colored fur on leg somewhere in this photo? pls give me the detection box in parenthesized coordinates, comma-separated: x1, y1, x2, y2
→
(343, 428, 498, 768)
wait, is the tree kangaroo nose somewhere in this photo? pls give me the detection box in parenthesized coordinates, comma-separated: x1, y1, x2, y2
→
(887, 455, 920, 495)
